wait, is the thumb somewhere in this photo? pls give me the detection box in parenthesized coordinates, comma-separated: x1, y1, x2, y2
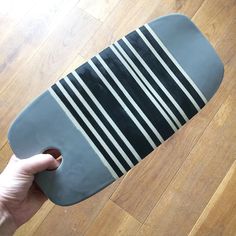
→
(19, 154, 60, 175)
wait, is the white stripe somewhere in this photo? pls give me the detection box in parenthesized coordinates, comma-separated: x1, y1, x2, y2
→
(122, 36, 189, 122)
(89, 59, 159, 147)
(144, 24, 207, 104)
(48, 88, 119, 179)
(71, 71, 141, 162)
(112, 43, 181, 130)
(64, 76, 134, 168)
(55, 82, 127, 174)
(137, 29, 200, 111)
(95, 56, 165, 144)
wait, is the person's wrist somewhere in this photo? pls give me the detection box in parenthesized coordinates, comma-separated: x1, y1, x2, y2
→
(0, 202, 16, 236)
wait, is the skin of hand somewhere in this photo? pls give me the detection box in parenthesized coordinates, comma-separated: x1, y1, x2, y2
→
(0, 154, 59, 235)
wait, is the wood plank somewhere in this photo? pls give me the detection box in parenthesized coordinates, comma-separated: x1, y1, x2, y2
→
(110, 0, 236, 223)
(0, 0, 79, 92)
(61, 55, 86, 77)
(78, 0, 121, 21)
(193, 0, 236, 46)
(189, 160, 236, 236)
(0, 0, 37, 41)
(0, 7, 101, 149)
(80, 0, 205, 60)
(14, 201, 55, 236)
(85, 200, 142, 236)
(0, 142, 12, 171)
(193, 0, 236, 65)
(137, 82, 236, 235)
(34, 179, 122, 236)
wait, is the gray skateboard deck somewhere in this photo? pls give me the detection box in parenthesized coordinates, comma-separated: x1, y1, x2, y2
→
(8, 14, 224, 206)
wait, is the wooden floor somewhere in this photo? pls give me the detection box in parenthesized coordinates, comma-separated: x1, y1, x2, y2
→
(0, 0, 236, 235)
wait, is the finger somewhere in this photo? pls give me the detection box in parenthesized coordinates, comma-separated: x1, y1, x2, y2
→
(20, 154, 60, 175)
(43, 148, 61, 159)
(2, 155, 21, 173)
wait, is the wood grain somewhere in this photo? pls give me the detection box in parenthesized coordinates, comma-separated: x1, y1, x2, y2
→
(0, 6, 101, 148)
(61, 55, 86, 77)
(85, 200, 141, 236)
(0, 0, 37, 42)
(0, 0, 79, 90)
(80, 0, 205, 60)
(33, 179, 122, 236)
(78, 0, 121, 21)
(189, 160, 236, 236)
(138, 81, 236, 236)
(0, 143, 13, 171)
(14, 200, 55, 236)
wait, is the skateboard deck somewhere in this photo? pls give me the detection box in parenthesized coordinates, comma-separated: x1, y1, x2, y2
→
(8, 14, 224, 206)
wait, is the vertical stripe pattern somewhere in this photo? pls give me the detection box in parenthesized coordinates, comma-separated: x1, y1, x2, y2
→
(49, 23, 207, 178)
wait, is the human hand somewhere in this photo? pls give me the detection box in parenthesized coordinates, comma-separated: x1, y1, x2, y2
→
(0, 154, 59, 235)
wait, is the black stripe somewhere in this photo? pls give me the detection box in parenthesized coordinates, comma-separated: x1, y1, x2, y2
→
(100, 47, 175, 140)
(67, 73, 139, 166)
(140, 26, 205, 108)
(91, 56, 162, 145)
(113, 43, 186, 128)
(116, 39, 186, 125)
(89, 56, 158, 150)
(51, 84, 123, 177)
(75, 62, 154, 158)
(124, 31, 198, 119)
(59, 79, 132, 171)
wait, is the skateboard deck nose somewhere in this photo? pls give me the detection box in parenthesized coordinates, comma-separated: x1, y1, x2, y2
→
(148, 14, 224, 101)
(8, 14, 224, 206)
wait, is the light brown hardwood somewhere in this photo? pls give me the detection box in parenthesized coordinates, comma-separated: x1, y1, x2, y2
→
(189, 160, 236, 236)
(0, 0, 235, 235)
